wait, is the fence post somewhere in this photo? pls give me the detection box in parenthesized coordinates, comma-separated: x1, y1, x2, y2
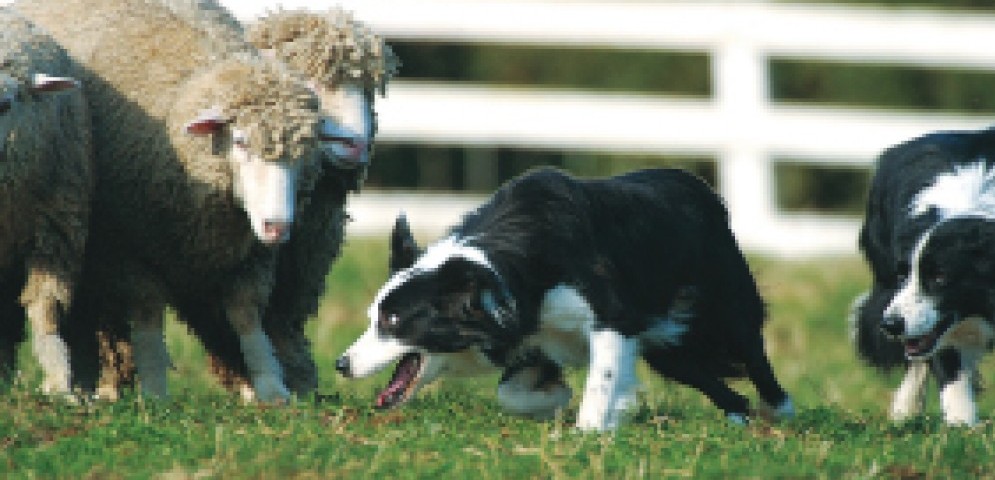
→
(713, 35, 774, 247)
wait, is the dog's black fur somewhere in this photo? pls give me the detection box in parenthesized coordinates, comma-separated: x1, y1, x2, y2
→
(856, 128, 995, 362)
(854, 127, 995, 423)
(339, 167, 791, 422)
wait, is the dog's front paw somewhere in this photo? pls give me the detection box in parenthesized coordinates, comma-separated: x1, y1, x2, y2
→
(575, 392, 634, 432)
(252, 374, 290, 403)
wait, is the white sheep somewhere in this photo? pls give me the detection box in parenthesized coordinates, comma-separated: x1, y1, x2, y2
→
(15, 0, 334, 401)
(0, 7, 92, 396)
(188, 7, 400, 398)
(76, 2, 400, 399)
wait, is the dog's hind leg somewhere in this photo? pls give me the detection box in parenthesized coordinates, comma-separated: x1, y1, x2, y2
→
(643, 350, 750, 424)
(497, 354, 572, 420)
(932, 348, 979, 426)
(741, 332, 793, 419)
(891, 360, 928, 422)
(575, 329, 640, 431)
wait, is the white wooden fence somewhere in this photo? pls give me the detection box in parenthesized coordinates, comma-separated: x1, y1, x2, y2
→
(46, 1, 995, 256)
(285, 0, 995, 257)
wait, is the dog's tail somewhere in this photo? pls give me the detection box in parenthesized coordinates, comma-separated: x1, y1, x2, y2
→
(849, 288, 906, 369)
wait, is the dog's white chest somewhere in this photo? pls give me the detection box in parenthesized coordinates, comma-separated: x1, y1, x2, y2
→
(523, 285, 596, 367)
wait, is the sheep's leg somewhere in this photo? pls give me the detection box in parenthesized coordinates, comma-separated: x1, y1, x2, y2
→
(130, 306, 170, 398)
(225, 299, 289, 403)
(263, 181, 350, 395)
(20, 269, 72, 395)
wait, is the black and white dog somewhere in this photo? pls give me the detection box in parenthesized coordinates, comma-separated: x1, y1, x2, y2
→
(854, 127, 995, 426)
(336, 167, 793, 430)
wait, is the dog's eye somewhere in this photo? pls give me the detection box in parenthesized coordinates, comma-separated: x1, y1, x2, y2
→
(927, 274, 947, 289)
(378, 313, 400, 331)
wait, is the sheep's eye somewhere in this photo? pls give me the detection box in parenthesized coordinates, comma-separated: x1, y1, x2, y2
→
(232, 137, 248, 148)
(0, 98, 11, 114)
(319, 134, 357, 147)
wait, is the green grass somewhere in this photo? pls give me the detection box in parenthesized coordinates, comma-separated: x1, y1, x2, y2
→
(3, 238, 995, 478)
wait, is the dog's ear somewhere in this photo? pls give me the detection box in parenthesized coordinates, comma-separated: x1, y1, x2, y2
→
(436, 258, 519, 330)
(390, 213, 420, 272)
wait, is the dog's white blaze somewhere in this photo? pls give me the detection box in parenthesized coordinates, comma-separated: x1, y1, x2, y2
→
(910, 159, 995, 220)
(497, 367, 572, 419)
(576, 329, 640, 431)
(526, 285, 596, 367)
(341, 328, 414, 378)
(231, 128, 297, 245)
(885, 234, 941, 338)
(368, 236, 494, 323)
(890, 361, 929, 421)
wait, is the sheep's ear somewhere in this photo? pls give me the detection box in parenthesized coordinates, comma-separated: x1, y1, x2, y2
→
(29, 73, 80, 93)
(389, 213, 420, 272)
(184, 106, 229, 135)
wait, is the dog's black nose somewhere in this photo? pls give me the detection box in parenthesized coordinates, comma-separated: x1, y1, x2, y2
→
(335, 355, 352, 377)
(880, 315, 905, 337)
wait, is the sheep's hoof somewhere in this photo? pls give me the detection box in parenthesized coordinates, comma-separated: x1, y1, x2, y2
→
(252, 374, 290, 403)
(39, 377, 71, 397)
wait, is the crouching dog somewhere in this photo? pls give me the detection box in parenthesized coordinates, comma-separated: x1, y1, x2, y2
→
(336, 167, 794, 431)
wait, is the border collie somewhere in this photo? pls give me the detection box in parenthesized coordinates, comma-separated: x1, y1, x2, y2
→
(853, 127, 995, 426)
(336, 167, 793, 431)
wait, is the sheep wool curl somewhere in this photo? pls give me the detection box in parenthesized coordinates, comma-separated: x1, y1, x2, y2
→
(14, 0, 326, 402)
(0, 7, 92, 394)
(169, 55, 321, 166)
(247, 8, 400, 96)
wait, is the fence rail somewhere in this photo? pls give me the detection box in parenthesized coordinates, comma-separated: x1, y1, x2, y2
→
(222, 2, 995, 254)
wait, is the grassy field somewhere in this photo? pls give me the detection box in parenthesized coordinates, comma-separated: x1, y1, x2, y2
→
(3, 237, 995, 478)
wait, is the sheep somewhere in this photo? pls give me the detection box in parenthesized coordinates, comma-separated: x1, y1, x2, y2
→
(0, 8, 92, 396)
(14, 0, 331, 401)
(138, 3, 400, 398)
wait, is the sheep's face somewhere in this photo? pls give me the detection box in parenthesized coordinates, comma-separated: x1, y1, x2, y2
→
(184, 111, 302, 246)
(229, 127, 298, 245)
(314, 83, 373, 170)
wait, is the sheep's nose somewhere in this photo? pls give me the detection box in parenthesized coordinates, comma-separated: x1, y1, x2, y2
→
(335, 355, 352, 377)
(880, 315, 905, 337)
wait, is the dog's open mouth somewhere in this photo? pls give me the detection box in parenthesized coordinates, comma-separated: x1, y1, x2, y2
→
(903, 315, 956, 359)
(375, 352, 424, 409)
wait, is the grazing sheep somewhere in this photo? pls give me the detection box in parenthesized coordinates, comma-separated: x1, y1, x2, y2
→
(15, 0, 330, 401)
(157, 4, 400, 397)
(0, 8, 92, 396)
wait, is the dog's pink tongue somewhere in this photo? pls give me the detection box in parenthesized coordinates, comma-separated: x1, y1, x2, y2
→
(375, 353, 421, 409)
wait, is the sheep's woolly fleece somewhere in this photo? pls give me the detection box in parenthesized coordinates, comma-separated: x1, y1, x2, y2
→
(247, 8, 400, 94)
(0, 11, 64, 88)
(171, 54, 321, 164)
(0, 7, 92, 394)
